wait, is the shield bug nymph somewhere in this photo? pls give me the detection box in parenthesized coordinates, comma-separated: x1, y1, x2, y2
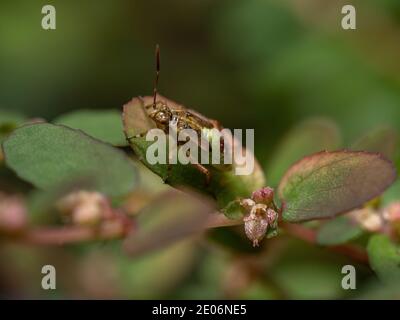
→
(127, 45, 231, 184)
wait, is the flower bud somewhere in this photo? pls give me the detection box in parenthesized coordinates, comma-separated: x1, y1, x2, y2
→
(251, 187, 274, 205)
(384, 202, 400, 222)
(56, 191, 110, 226)
(383, 202, 400, 236)
(243, 205, 269, 247)
(349, 208, 382, 232)
(0, 193, 27, 232)
(72, 203, 102, 226)
(239, 198, 255, 214)
(266, 208, 278, 225)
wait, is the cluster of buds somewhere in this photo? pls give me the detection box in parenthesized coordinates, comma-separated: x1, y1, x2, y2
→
(348, 207, 383, 232)
(383, 202, 400, 223)
(349, 201, 400, 237)
(239, 187, 278, 247)
(56, 190, 113, 226)
(383, 202, 400, 236)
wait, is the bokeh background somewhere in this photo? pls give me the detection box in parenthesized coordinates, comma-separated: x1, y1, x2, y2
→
(1, 0, 400, 299)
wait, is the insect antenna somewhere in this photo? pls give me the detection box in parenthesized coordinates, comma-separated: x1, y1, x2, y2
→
(152, 44, 160, 109)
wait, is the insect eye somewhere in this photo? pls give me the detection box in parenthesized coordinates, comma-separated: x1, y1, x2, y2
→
(156, 111, 169, 123)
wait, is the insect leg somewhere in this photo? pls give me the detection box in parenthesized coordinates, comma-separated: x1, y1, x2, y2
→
(153, 45, 160, 109)
(126, 131, 148, 142)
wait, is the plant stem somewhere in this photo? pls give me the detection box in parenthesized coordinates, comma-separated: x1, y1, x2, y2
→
(4, 217, 133, 246)
(2, 212, 369, 264)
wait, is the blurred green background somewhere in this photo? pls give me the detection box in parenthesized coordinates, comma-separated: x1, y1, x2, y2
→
(1, 0, 400, 299)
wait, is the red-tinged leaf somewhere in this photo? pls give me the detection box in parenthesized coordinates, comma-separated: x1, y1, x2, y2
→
(278, 151, 397, 222)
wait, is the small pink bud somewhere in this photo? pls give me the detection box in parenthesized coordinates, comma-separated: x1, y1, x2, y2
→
(251, 187, 274, 205)
(72, 203, 102, 226)
(349, 208, 382, 232)
(385, 202, 400, 222)
(56, 191, 111, 226)
(266, 208, 277, 225)
(0, 193, 27, 232)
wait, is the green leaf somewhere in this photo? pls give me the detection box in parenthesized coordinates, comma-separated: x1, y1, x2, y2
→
(119, 240, 195, 299)
(54, 109, 127, 146)
(356, 280, 400, 299)
(122, 96, 266, 212)
(2, 123, 137, 197)
(367, 234, 400, 284)
(352, 126, 399, 161)
(221, 200, 243, 220)
(0, 110, 26, 143)
(267, 118, 340, 187)
(270, 240, 344, 299)
(316, 215, 363, 245)
(383, 179, 400, 205)
(278, 151, 397, 222)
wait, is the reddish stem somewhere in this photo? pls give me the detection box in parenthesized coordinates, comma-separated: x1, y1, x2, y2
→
(5, 215, 133, 246)
(2, 211, 369, 264)
(21, 224, 125, 245)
